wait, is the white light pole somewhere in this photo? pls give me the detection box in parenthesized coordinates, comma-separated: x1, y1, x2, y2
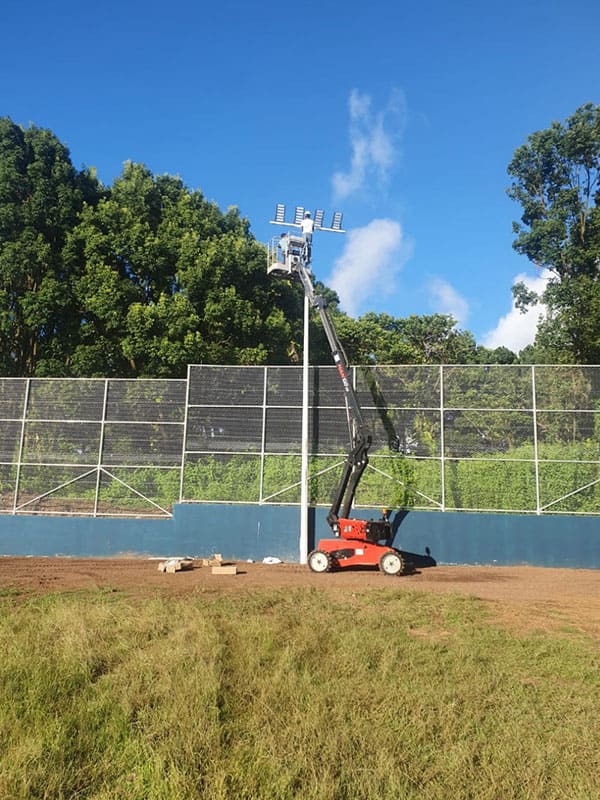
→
(300, 292, 310, 563)
(268, 204, 345, 564)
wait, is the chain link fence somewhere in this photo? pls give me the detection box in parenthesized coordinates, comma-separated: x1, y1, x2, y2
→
(1, 365, 598, 517)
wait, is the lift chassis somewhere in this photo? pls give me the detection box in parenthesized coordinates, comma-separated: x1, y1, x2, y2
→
(268, 230, 407, 576)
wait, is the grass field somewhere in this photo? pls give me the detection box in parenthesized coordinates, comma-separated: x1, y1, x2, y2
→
(0, 587, 598, 799)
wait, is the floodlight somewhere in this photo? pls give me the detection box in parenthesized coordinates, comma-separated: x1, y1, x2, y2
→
(331, 211, 343, 231)
(269, 202, 344, 233)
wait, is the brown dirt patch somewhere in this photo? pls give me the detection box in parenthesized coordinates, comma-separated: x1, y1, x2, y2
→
(1, 558, 598, 639)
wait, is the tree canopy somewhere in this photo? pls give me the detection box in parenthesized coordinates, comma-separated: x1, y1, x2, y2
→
(507, 103, 600, 363)
(63, 162, 302, 376)
(5, 115, 574, 377)
(321, 311, 481, 365)
(0, 120, 306, 377)
(0, 118, 99, 376)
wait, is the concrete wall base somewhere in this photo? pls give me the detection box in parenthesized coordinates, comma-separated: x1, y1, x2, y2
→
(0, 505, 598, 568)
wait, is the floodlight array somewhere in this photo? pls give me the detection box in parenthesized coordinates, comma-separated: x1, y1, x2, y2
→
(269, 203, 345, 233)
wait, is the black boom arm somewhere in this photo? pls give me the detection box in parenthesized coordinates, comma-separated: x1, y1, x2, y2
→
(293, 261, 372, 534)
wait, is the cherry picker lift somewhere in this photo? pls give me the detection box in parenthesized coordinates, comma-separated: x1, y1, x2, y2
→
(268, 206, 407, 576)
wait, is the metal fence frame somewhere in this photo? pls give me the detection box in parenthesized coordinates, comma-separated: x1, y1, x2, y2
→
(0, 377, 186, 518)
(0, 365, 598, 517)
(182, 364, 600, 516)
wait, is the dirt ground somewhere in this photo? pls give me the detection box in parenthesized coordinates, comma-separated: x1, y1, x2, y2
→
(1, 556, 599, 638)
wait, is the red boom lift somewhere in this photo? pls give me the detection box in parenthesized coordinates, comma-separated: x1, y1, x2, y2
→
(268, 226, 407, 576)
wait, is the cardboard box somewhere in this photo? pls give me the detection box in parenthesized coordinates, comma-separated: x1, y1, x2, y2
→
(211, 565, 237, 575)
(202, 554, 223, 567)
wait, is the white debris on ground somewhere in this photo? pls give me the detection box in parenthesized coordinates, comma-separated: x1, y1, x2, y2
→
(157, 558, 194, 573)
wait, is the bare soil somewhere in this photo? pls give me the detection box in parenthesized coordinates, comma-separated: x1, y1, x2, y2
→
(1, 557, 598, 639)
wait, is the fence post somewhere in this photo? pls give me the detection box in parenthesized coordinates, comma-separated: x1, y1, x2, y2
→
(179, 365, 192, 504)
(13, 378, 31, 514)
(93, 379, 109, 517)
(531, 365, 541, 514)
(259, 366, 268, 503)
(299, 295, 310, 564)
(439, 365, 446, 512)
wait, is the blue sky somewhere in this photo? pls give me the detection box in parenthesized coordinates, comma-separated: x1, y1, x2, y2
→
(2, 0, 598, 352)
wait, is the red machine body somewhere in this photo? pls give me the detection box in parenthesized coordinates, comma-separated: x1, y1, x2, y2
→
(316, 537, 399, 570)
(337, 517, 388, 542)
(307, 517, 406, 575)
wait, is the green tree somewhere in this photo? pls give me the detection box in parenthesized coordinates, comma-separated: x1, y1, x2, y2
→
(473, 345, 518, 364)
(507, 104, 600, 362)
(329, 312, 421, 364)
(398, 314, 478, 363)
(0, 118, 99, 376)
(66, 162, 302, 376)
(306, 299, 480, 367)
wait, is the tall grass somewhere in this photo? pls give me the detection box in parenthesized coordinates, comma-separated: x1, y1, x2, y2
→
(0, 588, 598, 799)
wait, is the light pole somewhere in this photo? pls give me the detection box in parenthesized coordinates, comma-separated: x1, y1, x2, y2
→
(268, 204, 345, 563)
(301, 291, 310, 563)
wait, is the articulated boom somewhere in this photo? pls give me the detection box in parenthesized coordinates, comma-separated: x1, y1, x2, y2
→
(268, 223, 407, 576)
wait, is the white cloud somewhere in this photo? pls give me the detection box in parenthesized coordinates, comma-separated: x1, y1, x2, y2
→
(428, 278, 469, 325)
(482, 270, 550, 352)
(332, 88, 407, 200)
(328, 219, 409, 316)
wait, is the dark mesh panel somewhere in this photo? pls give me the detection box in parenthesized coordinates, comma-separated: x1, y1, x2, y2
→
(0, 421, 21, 462)
(106, 380, 186, 422)
(0, 379, 27, 419)
(102, 423, 184, 466)
(265, 408, 302, 452)
(535, 366, 600, 410)
(188, 365, 264, 405)
(355, 365, 441, 408)
(27, 380, 105, 420)
(443, 365, 533, 409)
(443, 410, 534, 458)
(22, 422, 101, 464)
(186, 407, 263, 452)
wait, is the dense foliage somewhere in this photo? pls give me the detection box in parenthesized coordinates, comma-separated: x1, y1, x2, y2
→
(3, 107, 599, 378)
(0, 119, 305, 377)
(508, 103, 600, 363)
(0, 119, 98, 375)
(1, 117, 516, 377)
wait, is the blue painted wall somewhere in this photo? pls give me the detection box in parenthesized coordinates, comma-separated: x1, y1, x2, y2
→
(0, 504, 598, 568)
